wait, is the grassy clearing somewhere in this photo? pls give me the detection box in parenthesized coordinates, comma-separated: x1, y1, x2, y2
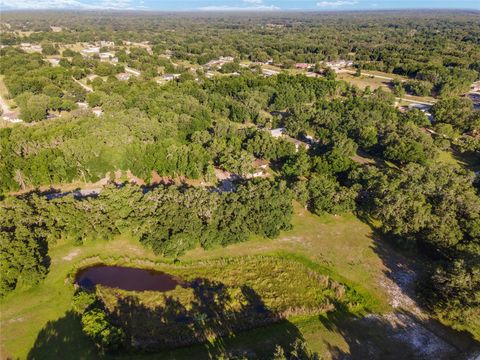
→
(337, 72, 391, 91)
(337, 72, 436, 104)
(437, 148, 480, 172)
(79, 255, 364, 316)
(84, 256, 364, 352)
(182, 204, 389, 313)
(1, 204, 390, 359)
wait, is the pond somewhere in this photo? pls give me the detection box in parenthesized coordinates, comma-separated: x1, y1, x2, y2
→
(76, 265, 184, 292)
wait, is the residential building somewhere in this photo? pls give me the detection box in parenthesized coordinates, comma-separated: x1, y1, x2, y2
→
(99, 52, 115, 62)
(117, 73, 131, 81)
(162, 73, 181, 81)
(269, 127, 286, 138)
(47, 58, 60, 66)
(81, 46, 100, 57)
(100, 40, 115, 48)
(76, 102, 88, 108)
(204, 56, 234, 70)
(295, 63, 310, 69)
(286, 137, 310, 152)
(92, 107, 103, 117)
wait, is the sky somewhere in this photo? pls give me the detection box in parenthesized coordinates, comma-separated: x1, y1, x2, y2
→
(1, 0, 479, 11)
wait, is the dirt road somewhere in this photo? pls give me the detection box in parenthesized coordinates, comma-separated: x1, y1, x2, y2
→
(0, 94, 11, 114)
(72, 76, 93, 92)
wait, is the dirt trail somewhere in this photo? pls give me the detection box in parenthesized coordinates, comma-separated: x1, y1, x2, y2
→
(282, 227, 479, 359)
(373, 244, 479, 359)
(72, 76, 93, 92)
(0, 95, 11, 114)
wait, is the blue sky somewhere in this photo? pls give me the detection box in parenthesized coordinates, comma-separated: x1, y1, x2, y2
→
(1, 0, 479, 11)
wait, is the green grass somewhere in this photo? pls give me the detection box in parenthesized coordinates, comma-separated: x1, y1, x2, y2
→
(1, 205, 391, 359)
(87, 255, 363, 314)
(437, 148, 480, 172)
(337, 72, 391, 91)
(84, 255, 365, 352)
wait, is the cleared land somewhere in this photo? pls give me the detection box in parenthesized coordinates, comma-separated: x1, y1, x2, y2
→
(336, 71, 436, 105)
(0, 205, 383, 359)
(2, 203, 477, 359)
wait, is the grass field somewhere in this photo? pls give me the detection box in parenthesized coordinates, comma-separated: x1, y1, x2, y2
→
(336, 72, 436, 105)
(0, 204, 392, 359)
(436, 148, 480, 172)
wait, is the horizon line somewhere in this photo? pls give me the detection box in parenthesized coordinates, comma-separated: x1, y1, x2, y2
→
(1, 8, 479, 12)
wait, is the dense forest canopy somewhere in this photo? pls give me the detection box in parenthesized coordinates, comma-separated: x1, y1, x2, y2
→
(0, 10, 479, 354)
(1, 10, 480, 97)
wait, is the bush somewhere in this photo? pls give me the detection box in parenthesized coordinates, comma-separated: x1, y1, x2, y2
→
(81, 308, 124, 352)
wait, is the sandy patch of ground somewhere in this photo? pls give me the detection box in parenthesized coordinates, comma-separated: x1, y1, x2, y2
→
(62, 249, 81, 261)
(7, 317, 24, 324)
(363, 313, 457, 359)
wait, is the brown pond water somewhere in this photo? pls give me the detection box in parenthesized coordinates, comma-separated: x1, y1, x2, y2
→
(76, 265, 184, 292)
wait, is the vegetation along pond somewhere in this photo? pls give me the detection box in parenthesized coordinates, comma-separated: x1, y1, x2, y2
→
(76, 265, 185, 292)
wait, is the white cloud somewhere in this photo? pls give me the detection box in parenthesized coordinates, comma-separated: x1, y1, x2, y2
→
(317, 0, 358, 7)
(0, 0, 146, 10)
(199, 4, 279, 11)
(199, 0, 280, 11)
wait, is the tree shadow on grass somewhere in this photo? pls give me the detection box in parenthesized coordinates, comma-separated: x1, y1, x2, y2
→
(27, 311, 99, 360)
(319, 305, 479, 360)
(111, 279, 314, 359)
(27, 279, 317, 360)
(346, 226, 480, 360)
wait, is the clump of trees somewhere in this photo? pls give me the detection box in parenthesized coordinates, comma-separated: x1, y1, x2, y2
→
(72, 290, 124, 353)
(0, 12, 479, 340)
(352, 163, 480, 333)
(431, 97, 480, 133)
(0, 180, 293, 296)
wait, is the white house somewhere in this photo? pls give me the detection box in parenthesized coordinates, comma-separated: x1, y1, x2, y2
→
(99, 52, 115, 62)
(81, 47, 100, 57)
(92, 107, 103, 117)
(162, 73, 181, 81)
(47, 58, 60, 66)
(269, 127, 286, 138)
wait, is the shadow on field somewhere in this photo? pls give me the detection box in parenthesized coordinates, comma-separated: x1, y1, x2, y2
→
(357, 230, 480, 360)
(318, 306, 479, 360)
(111, 278, 317, 359)
(27, 279, 318, 359)
(27, 311, 98, 360)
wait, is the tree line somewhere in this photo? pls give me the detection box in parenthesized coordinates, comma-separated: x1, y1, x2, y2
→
(0, 180, 292, 296)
